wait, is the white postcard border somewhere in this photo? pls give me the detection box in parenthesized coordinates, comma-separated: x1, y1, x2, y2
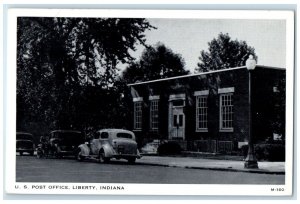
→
(4, 9, 294, 196)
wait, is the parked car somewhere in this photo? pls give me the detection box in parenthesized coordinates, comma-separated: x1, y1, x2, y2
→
(76, 129, 141, 164)
(140, 140, 160, 155)
(16, 132, 35, 156)
(36, 135, 50, 158)
(48, 130, 85, 158)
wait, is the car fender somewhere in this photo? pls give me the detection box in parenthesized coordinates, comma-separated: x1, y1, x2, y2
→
(78, 144, 90, 157)
(100, 144, 114, 158)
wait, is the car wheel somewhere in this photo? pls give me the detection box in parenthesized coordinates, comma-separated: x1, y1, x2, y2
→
(30, 151, 34, 156)
(98, 150, 110, 163)
(76, 149, 84, 162)
(128, 158, 136, 164)
(98, 151, 105, 163)
(19, 151, 23, 156)
(36, 149, 42, 158)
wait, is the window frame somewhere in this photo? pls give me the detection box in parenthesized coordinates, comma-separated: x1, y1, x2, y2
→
(219, 91, 234, 132)
(133, 98, 143, 131)
(100, 132, 109, 139)
(194, 90, 209, 132)
(149, 97, 159, 131)
(195, 95, 208, 132)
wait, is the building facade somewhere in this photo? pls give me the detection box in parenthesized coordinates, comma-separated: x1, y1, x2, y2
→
(128, 65, 285, 154)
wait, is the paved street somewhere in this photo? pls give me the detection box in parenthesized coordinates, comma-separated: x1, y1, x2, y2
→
(16, 156, 284, 184)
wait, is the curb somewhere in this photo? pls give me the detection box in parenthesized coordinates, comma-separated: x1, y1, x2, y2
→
(137, 162, 285, 175)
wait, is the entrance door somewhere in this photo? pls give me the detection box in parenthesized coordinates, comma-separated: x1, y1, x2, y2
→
(169, 106, 185, 140)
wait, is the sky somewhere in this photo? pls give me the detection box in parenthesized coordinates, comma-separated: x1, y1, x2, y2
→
(125, 18, 286, 73)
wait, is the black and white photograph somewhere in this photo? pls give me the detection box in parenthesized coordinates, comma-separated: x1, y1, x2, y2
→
(4, 9, 294, 196)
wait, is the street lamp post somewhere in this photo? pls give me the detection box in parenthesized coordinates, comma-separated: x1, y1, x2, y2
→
(244, 55, 259, 169)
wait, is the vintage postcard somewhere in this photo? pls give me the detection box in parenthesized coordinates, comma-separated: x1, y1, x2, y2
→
(4, 9, 294, 196)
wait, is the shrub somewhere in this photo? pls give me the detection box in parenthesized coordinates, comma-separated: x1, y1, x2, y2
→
(157, 141, 182, 156)
(241, 143, 285, 161)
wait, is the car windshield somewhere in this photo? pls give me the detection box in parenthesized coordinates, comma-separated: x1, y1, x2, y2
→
(116, 133, 133, 139)
(16, 133, 33, 140)
(52, 132, 85, 144)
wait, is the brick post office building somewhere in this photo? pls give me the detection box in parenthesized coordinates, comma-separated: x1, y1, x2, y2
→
(128, 65, 285, 154)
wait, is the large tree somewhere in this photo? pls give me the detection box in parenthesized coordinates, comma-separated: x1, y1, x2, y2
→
(121, 43, 189, 84)
(17, 17, 154, 133)
(196, 33, 257, 72)
(17, 17, 154, 87)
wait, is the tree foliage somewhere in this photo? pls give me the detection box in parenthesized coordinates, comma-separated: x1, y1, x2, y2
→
(17, 17, 154, 134)
(121, 43, 189, 84)
(196, 33, 257, 72)
(17, 17, 154, 87)
(270, 77, 286, 140)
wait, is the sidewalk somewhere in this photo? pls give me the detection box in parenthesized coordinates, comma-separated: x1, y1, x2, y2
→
(137, 155, 285, 174)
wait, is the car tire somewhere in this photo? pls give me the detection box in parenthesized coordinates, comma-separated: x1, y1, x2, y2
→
(19, 151, 23, 156)
(128, 157, 136, 164)
(76, 149, 84, 162)
(36, 149, 42, 158)
(30, 151, 34, 156)
(98, 150, 110, 163)
(98, 151, 105, 163)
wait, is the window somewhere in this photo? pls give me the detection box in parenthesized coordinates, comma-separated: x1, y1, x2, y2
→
(134, 101, 142, 130)
(150, 100, 159, 130)
(173, 114, 183, 127)
(196, 96, 208, 131)
(94, 132, 100, 139)
(220, 93, 234, 131)
(194, 90, 209, 132)
(100, 132, 109, 139)
(117, 133, 132, 139)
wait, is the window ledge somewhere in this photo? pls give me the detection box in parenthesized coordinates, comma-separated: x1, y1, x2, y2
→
(219, 129, 234, 133)
(196, 129, 208, 132)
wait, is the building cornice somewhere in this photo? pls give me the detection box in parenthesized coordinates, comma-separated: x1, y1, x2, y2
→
(128, 65, 285, 86)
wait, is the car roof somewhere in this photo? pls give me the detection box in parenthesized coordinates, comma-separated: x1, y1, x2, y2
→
(97, 129, 134, 134)
(16, 132, 33, 136)
(50, 130, 81, 134)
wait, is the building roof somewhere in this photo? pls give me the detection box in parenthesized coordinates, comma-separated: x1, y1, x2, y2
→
(128, 65, 285, 86)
